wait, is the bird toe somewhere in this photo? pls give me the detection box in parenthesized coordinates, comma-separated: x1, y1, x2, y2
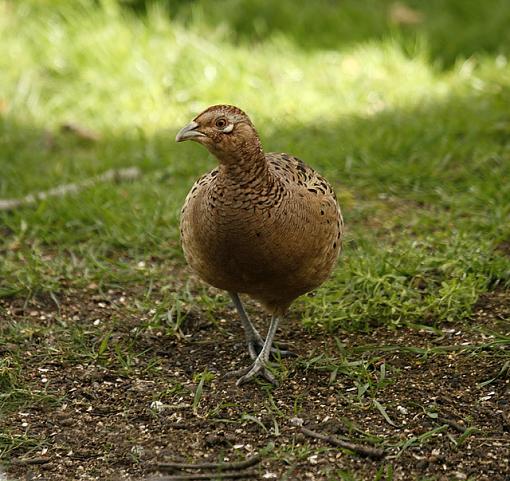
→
(248, 340, 296, 359)
(227, 361, 278, 387)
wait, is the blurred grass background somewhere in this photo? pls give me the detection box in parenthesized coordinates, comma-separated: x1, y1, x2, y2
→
(1, 0, 510, 328)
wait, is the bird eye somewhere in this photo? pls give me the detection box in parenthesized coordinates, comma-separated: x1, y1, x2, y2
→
(215, 118, 227, 129)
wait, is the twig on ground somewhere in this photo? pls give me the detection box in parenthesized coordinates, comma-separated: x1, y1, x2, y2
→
(143, 472, 259, 480)
(437, 416, 467, 433)
(156, 444, 272, 472)
(166, 422, 193, 430)
(60, 122, 101, 142)
(301, 426, 385, 459)
(11, 457, 50, 466)
(0, 167, 142, 211)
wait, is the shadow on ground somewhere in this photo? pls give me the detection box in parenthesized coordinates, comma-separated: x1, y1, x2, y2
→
(123, 0, 510, 67)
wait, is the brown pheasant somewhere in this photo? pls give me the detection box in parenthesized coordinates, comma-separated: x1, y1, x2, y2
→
(177, 105, 343, 386)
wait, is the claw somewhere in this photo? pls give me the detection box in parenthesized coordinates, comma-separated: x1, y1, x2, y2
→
(227, 361, 278, 386)
(226, 309, 283, 387)
(270, 346, 297, 359)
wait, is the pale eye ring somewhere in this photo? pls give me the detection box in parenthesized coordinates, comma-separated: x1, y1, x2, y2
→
(215, 118, 227, 129)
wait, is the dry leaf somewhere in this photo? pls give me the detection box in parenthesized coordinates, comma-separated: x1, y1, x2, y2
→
(389, 2, 424, 25)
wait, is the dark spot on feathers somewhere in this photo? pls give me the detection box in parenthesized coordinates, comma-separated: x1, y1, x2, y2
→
(333, 242, 337, 249)
(320, 210, 325, 215)
(308, 188, 318, 194)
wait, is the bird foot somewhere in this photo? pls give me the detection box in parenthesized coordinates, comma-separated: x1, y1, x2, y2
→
(247, 339, 296, 360)
(225, 361, 278, 386)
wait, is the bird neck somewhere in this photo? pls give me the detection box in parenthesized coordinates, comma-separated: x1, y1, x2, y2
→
(217, 138, 269, 184)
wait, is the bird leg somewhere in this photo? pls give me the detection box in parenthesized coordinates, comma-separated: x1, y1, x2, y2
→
(229, 292, 263, 359)
(229, 292, 295, 360)
(231, 314, 281, 386)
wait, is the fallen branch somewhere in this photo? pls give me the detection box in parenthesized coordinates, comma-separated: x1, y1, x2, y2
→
(0, 167, 142, 211)
(301, 427, 385, 459)
(144, 472, 259, 480)
(156, 451, 264, 472)
(11, 457, 50, 466)
(156, 443, 273, 473)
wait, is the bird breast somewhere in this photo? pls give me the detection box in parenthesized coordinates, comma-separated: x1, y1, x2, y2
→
(180, 169, 342, 296)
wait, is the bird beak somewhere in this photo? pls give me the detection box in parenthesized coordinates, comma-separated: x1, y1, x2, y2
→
(175, 121, 206, 142)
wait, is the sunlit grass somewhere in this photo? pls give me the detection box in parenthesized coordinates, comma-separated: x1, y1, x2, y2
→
(1, 0, 510, 325)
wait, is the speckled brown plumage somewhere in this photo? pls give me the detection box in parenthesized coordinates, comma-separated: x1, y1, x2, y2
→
(176, 105, 343, 385)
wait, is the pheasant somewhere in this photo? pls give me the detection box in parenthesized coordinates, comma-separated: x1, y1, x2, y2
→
(177, 105, 343, 386)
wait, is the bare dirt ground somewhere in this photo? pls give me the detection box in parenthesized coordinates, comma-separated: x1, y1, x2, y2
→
(1, 288, 509, 481)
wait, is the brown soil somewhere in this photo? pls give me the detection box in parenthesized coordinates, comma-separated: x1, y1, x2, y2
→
(0, 288, 509, 481)
(496, 240, 510, 258)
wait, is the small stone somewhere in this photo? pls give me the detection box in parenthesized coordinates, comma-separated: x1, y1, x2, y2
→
(290, 417, 304, 426)
(262, 473, 277, 479)
(131, 446, 144, 457)
(150, 401, 164, 412)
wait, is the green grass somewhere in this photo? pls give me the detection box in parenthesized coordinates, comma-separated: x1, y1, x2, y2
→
(1, 0, 510, 326)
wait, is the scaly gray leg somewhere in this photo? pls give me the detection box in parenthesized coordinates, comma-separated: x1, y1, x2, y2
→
(233, 315, 281, 386)
(229, 292, 295, 360)
(229, 292, 264, 359)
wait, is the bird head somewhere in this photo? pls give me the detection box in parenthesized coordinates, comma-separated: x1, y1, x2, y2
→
(175, 105, 261, 164)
